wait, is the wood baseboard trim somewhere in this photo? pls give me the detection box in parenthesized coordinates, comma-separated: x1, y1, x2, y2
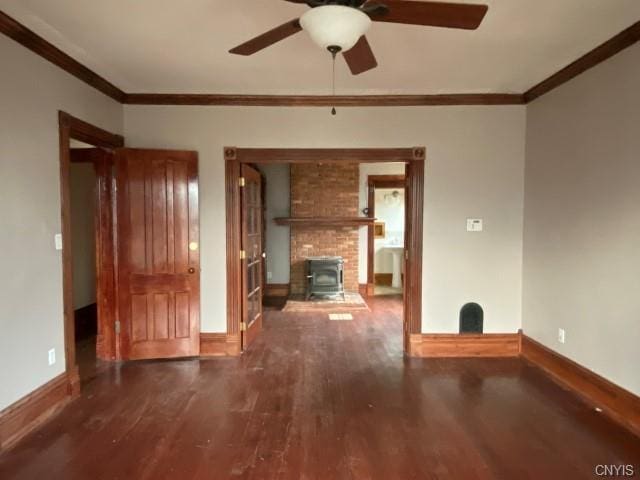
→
(0, 372, 73, 451)
(409, 333, 521, 357)
(264, 283, 290, 298)
(374, 273, 393, 286)
(521, 335, 640, 437)
(367, 283, 375, 296)
(200, 333, 241, 357)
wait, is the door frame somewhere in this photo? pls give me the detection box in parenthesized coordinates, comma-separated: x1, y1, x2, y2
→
(239, 164, 265, 351)
(366, 175, 406, 295)
(59, 111, 124, 394)
(224, 147, 425, 355)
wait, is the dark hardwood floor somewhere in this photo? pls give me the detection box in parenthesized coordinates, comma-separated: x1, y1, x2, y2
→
(1, 295, 639, 479)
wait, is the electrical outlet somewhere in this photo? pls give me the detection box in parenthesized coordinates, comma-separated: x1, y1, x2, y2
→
(54, 233, 63, 250)
(48, 348, 56, 366)
(558, 328, 566, 344)
(267, 271, 273, 280)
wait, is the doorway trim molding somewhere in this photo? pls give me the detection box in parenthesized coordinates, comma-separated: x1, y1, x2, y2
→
(224, 147, 425, 355)
(59, 111, 124, 394)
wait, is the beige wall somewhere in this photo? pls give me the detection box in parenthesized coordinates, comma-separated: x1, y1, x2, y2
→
(257, 164, 290, 285)
(523, 43, 640, 396)
(0, 36, 123, 410)
(2, 17, 638, 416)
(69, 162, 97, 309)
(124, 104, 526, 335)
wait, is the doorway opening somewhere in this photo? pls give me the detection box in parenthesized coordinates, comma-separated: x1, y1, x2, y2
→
(69, 145, 102, 382)
(225, 148, 425, 355)
(366, 174, 406, 297)
(59, 112, 123, 394)
(61, 114, 203, 383)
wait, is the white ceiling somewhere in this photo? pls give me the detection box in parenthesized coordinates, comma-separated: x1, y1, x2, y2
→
(2, 0, 639, 95)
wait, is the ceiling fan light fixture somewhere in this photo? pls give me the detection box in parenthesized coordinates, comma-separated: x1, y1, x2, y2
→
(300, 5, 372, 53)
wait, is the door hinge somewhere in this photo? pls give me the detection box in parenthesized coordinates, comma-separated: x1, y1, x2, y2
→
(405, 250, 409, 260)
(239, 177, 245, 187)
(115, 320, 121, 334)
(240, 321, 247, 331)
(240, 250, 246, 260)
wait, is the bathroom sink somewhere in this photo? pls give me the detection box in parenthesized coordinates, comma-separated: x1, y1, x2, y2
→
(381, 246, 404, 288)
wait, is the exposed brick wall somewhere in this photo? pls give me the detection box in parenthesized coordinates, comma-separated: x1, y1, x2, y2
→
(290, 163, 360, 294)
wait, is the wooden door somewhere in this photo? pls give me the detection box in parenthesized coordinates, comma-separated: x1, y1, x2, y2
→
(241, 165, 264, 349)
(116, 149, 200, 360)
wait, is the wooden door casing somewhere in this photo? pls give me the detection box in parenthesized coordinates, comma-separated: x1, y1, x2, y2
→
(116, 149, 200, 360)
(69, 148, 118, 361)
(241, 165, 263, 349)
(223, 147, 424, 357)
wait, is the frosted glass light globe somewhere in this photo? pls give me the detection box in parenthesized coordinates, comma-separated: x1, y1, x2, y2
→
(300, 5, 372, 52)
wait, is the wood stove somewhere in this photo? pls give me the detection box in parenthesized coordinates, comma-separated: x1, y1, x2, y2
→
(305, 256, 345, 300)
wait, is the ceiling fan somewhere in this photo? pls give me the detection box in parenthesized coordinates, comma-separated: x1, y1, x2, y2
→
(229, 0, 489, 75)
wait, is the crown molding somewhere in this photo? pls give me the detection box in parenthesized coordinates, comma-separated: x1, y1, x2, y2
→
(1, 10, 639, 106)
(0, 10, 126, 102)
(123, 93, 524, 106)
(524, 20, 640, 103)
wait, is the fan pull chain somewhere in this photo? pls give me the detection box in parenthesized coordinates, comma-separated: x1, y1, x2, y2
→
(331, 48, 337, 116)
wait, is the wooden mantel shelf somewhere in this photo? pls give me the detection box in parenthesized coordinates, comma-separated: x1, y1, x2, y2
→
(274, 217, 376, 227)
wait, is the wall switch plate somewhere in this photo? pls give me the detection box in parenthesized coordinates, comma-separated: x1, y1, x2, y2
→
(558, 328, 566, 344)
(267, 271, 273, 281)
(54, 233, 63, 250)
(466, 218, 483, 232)
(48, 348, 56, 366)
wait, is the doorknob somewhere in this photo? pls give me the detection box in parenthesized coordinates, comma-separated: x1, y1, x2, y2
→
(188, 267, 196, 274)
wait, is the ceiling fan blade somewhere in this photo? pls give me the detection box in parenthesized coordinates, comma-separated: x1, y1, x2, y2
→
(343, 36, 378, 75)
(284, 0, 368, 4)
(229, 19, 302, 56)
(361, 2, 390, 16)
(369, 1, 488, 30)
